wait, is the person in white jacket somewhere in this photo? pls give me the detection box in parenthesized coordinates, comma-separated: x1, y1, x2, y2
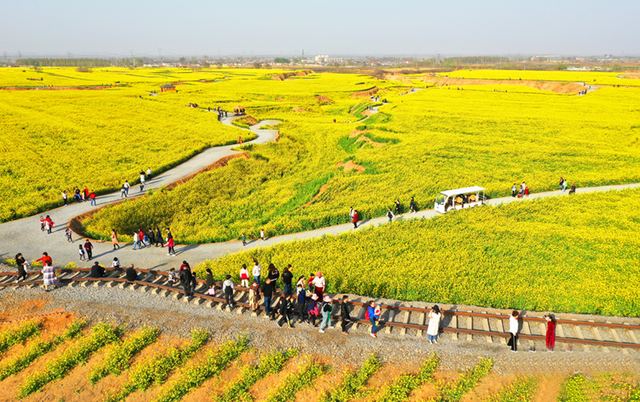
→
(312, 272, 326, 298)
(509, 310, 520, 352)
(427, 305, 442, 344)
(252, 260, 262, 284)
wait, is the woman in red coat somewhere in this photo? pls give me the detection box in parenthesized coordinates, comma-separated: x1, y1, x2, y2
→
(352, 210, 359, 229)
(545, 314, 556, 351)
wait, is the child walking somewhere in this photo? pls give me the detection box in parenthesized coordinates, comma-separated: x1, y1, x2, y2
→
(65, 228, 73, 243)
(223, 275, 235, 308)
(78, 245, 86, 262)
(239, 264, 249, 287)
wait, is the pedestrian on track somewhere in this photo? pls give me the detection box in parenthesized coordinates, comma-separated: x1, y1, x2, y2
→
(319, 296, 334, 333)
(312, 272, 325, 298)
(82, 187, 89, 201)
(124, 181, 130, 195)
(242, 233, 247, 246)
(262, 278, 274, 318)
(35, 252, 55, 291)
(307, 294, 320, 326)
(84, 239, 94, 260)
(133, 231, 141, 251)
(349, 206, 354, 222)
(223, 275, 235, 308)
(296, 284, 307, 323)
(260, 228, 266, 241)
(427, 305, 442, 344)
(179, 263, 195, 300)
(15, 253, 28, 282)
(40, 216, 45, 232)
(249, 280, 261, 311)
(62, 190, 68, 207)
(558, 177, 564, 191)
(282, 265, 293, 295)
(121, 184, 127, 198)
(352, 210, 359, 229)
(340, 295, 352, 335)
(512, 183, 517, 197)
(147, 229, 155, 246)
(520, 182, 526, 197)
(367, 300, 380, 338)
(508, 310, 520, 352)
(65, 228, 73, 243)
(239, 264, 249, 287)
(89, 190, 96, 206)
(166, 228, 173, 241)
(545, 314, 556, 351)
(277, 294, 294, 328)
(167, 237, 176, 256)
(140, 171, 146, 187)
(155, 228, 164, 247)
(386, 207, 394, 222)
(74, 187, 82, 203)
(562, 179, 567, 192)
(252, 260, 262, 284)
(139, 229, 146, 247)
(206, 268, 215, 295)
(394, 199, 401, 214)
(409, 197, 416, 213)
(267, 264, 280, 292)
(44, 215, 54, 234)
(111, 229, 120, 250)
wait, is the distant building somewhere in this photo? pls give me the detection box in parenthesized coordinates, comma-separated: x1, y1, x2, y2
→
(160, 84, 176, 92)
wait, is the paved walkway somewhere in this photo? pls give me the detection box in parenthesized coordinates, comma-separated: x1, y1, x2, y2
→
(2, 111, 640, 272)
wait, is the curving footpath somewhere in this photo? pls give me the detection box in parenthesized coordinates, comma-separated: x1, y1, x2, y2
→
(1, 111, 640, 273)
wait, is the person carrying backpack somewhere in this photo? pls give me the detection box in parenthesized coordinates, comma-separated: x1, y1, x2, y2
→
(319, 296, 334, 333)
(307, 294, 320, 326)
(223, 275, 234, 308)
(367, 300, 380, 338)
(277, 294, 294, 328)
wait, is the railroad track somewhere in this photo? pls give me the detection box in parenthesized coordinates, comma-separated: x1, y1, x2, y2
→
(2, 268, 639, 353)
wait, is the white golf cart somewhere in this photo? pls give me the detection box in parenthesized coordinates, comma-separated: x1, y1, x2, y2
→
(434, 186, 486, 214)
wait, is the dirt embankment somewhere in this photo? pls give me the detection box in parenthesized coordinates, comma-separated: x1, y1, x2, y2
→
(271, 70, 314, 81)
(351, 86, 379, 98)
(315, 95, 333, 103)
(234, 116, 259, 126)
(0, 85, 118, 91)
(336, 160, 365, 173)
(423, 77, 586, 94)
(350, 129, 385, 147)
(382, 74, 415, 83)
(624, 74, 640, 80)
(303, 184, 329, 207)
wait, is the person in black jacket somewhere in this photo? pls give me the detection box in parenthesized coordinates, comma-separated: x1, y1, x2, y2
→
(277, 294, 294, 328)
(180, 265, 194, 299)
(15, 253, 28, 282)
(125, 264, 138, 281)
(262, 278, 274, 318)
(340, 295, 352, 335)
(155, 228, 164, 247)
(147, 229, 155, 246)
(282, 265, 293, 295)
(267, 264, 280, 292)
(89, 262, 105, 278)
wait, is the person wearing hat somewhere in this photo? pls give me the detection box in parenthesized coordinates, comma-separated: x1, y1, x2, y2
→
(427, 305, 442, 344)
(319, 295, 334, 333)
(223, 275, 235, 308)
(307, 293, 320, 326)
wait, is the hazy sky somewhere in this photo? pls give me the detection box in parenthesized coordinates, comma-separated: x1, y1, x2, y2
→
(1, 0, 638, 57)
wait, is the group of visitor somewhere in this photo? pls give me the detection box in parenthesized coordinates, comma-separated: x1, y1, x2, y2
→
(63, 187, 96, 206)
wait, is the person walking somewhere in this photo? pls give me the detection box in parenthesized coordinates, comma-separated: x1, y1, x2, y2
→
(282, 265, 293, 295)
(133, 231, 140, 250)
(558, 177, 564, 191)
(124, 181, 130, 195)
(74, 187, 82, 203)
(120, 184, 127, 198)
(62, 190, 68, 207)
(277, 294, 294, 328)
(242, 233, 247, 246)
(252, 260, 262, 284)
(367, 301, 380, 338)
(15, 253, 28, 282)
(562, 179, 567, 192)
(260, 229, 266, 241)
(262, 279, 274, 318)
(89, 190, 96, 206)
(65, 228, 73, 243)
(508, 310, 520, 352)
(307, 294, 320, 326)
(511, 183, 517, 197)
(155, 228, 164, 247)
(89, 261, 105, 278)
(147, 229, 155, 246)
(296, 284, 307, 323)
(166, 237, 176, 256)
(312, 272, 325, 298)
(319, 296, 334, 333)
(140, 171, 146, 187)
(394, 199, 401, 214)
(427, 305, 442, 344)
(39, 216, 45, 232)
(409, 197, 416, 213)
(166, 228, 173, 241)
(386, 207, 394, 222)
(349, 206, 354, 222)
(146, 167, 152, 180)
(520, 182, 526, 197)
(340, 295, 352, 335)
(179, 263, 195, 299)
(352, 210, 359, 229)
(239, 264, 249, 287)
(84, 239, 94, 260)
(138, 229, 146, 247)
(545, 314, 556, 351)
(125, 264, 138, 281)
(78, 245, 86, 261)
(223, 275, 235, 308)
(267, 264, 280, 292)
(44, 216, 54, 234)
(36, 253, 55, 291)
(110, 229, 120, 250)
